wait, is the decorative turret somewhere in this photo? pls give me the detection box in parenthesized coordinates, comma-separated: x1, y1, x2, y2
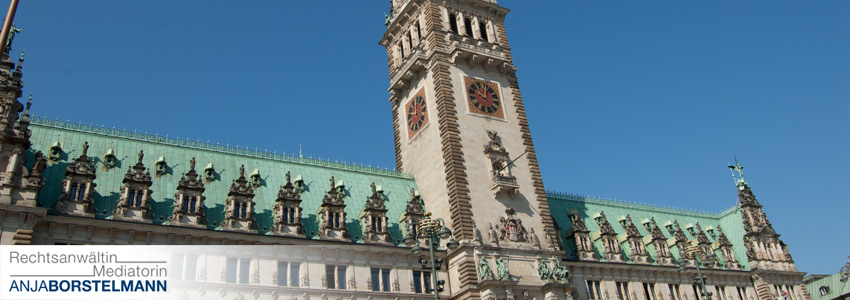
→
(222, 164, 256, 232)
(0, 49, 36, 206)
(647, 218, 674, 265)
(593, 211, 624, 262)
(729, 160, 796, 271)
(113, 150, 153, 223)
(170, 157, 206, 228)
(714, 225, 739, 269)
(54, 142, 97, 216)
(359, 182, 390, 244)
(317, 176, 348, 240)
(272, 171, 303, 236)
(568, 209, 597, 261)
(620, 215, 649, 263)
(695, 223, 718, 268)
(400, 188, 425, 244)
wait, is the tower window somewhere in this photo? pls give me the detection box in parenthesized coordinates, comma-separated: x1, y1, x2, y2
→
(617, 282, 631, 300)
(449, 14, 458, 34)
(643, 283, 656, 300)
(479, 22, 489, 42)
(464, 18, 473, 37)
(135, 190, 144, 207)
(69, 183, 78, 201)
(416, 21, 422, 40)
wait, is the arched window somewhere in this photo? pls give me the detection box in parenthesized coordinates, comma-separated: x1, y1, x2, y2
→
(182, 196, 190, 213)
(479, 21, 488, 42)
(135, 190, 144, 207)
(819, 286, 829, 296)
(69, 183, 78, 201)
(77, 183, 87, 201)
(449, 14, 458, 34)
(464, 18, 473, 37)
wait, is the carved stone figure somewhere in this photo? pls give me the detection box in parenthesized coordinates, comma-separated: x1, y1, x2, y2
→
(496, 257, 510, 280)
(477, 258, 494, 280)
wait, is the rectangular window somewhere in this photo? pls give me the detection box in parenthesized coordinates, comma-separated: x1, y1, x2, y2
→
(449, 14, 458, 34)
(78, 183, 86, 200)
(643, 283, 657, 300)
(278, 261, 288, 286)
(588, 280, 602, 300)
(369, 268, 391, 292)
(184, 254, 197, 281)
(326, 265, 347, 289)
(479, 22, 488, 42)
(289, 263, 300, 287)
(171, 254, 184, 279)
(617, 282, 631, 300)
(239, 258, 250, 284)
(423, 271, 432, 293)
(737, 287, 747, 300)
(226, 258, 238, 283)
(69, 184, 78, 200)
(413, 271, 422, 293)
(693, 285, 704, 300)
(717, 286, 727, 300)
(669, 284, 681, 300)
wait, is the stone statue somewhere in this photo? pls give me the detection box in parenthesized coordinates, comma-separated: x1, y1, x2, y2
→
(487, 223, 498, 245)
(30, 151, 46, 175)
(5, 23, 22, 53)
(371, 182, 377, 195)
(239, 164, 245, 177)
(552, 259, 569, 281)
(529, 228, 540, 248)
(496, 257, 510, 280)
(190, 157, 196, 170)
(477, 258, 494, 280)
(137, 150, 144, 164)
(474, 227, 483, 245)
(82, 142, 89, 156)
(537, 259, 551, 280)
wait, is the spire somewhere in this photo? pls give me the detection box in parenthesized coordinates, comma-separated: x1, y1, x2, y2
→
(0, 0, 20, 55)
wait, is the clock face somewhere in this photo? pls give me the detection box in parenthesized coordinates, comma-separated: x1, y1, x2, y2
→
(465, 77, 505, 119)
(405, 89, 429, 138)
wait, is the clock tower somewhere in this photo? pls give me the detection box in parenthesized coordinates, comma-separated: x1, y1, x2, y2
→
(380, 1, 566, 299)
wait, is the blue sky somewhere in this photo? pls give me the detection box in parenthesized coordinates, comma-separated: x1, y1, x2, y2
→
(11, 1, 848, 274)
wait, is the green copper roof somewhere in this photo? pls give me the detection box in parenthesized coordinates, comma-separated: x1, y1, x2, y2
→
(27, 117, 418, 245)
(547, 192, 750, 270)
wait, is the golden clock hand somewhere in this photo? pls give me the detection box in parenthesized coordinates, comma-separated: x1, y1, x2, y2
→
(476, 91, 487, 99)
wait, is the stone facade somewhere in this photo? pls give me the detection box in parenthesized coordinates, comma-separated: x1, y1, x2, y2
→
(0, 1, 811, 300)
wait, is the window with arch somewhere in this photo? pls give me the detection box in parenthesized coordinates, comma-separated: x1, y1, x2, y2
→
(479, 21, 489, 42)
(464, 17, 473, 36)
(818, 286, 829, 296)
(448, 13, 458, 34)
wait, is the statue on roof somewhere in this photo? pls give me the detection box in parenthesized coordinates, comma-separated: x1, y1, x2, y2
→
(190, 157, 196, 170)
(137, 150, 144, 164)
(5, 23, 22, 53)
(239, 164, 245, 177)
(81, 142, 89, 156)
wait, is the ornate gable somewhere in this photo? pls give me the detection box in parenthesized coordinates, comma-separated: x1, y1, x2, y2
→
(223, 165, 256, 232)
(53, 142, 97, 216)
(360, 182, 390, 244)
(113, 150, 153, 223)
(272, 171, 303, 236)
(317, 176, 349, 240)
(170, 157, 206, 228)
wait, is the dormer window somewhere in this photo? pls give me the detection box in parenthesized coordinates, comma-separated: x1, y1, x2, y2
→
(103, 149, 117, 169)
(49, 141, 62, 161)
(250, 168, 262, 187)
(204, 162, 216, 182)
(685, 224, 696, 236)
(664, 221, 675, 235)
(155, 156, 167, 175)
(641, 219, 652, 231)
(819, 286, 829, 296)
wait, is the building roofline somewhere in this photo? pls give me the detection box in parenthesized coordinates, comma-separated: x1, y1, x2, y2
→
(30, 116, 413, 180)
(547, 191, 738, 218)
